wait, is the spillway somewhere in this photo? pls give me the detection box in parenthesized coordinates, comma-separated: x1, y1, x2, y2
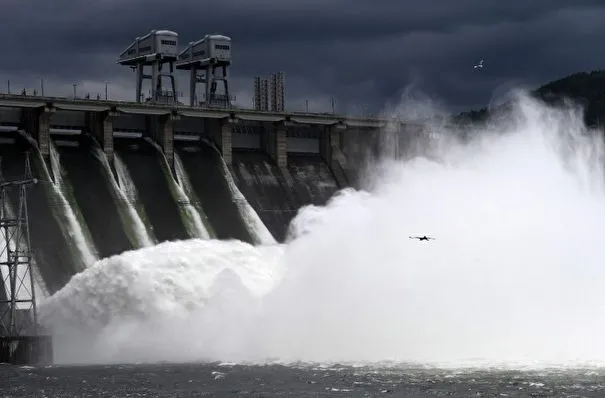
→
(38, 93, 605, 367)
(175, 141, 255, 243)
(53, 135, 136, 258)
(0, 132, 88, 293)
(96, 148, 155, 248)
(149, 139, 212, 240)
(114, 138, 190, 242)
(46, 140, 98, 266)
(230, 151, 341, 242)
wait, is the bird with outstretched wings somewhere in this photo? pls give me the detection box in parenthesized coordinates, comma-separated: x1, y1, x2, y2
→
(409, 235, 435, 241)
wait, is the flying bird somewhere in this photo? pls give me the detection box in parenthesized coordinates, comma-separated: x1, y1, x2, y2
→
(473, 59, 484, 69)
(409, 235, 435, 241)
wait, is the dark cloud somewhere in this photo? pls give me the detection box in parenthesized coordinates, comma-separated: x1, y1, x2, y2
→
(1, 0, 605, 113)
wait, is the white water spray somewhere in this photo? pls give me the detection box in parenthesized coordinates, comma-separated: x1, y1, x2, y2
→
(40, 92, 605, 367)
(206, 139, 276, 245)
(144, 138, 211, 239)
(92, 147, 155, 247)
(46, 142, 97, 267)
(40, 239, 285, 363)
(173, 152, 215, 239)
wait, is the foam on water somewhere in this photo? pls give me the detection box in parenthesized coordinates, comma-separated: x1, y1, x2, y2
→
(40, 92, 605, 367)
(41, 239, 285, 363)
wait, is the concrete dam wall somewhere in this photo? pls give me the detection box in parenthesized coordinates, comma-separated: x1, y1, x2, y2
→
(0, 101, 427, 300)
(0, 130, 355, 296)
(175, 141, 254, 243)
(113, 137, 191, 243)
(230, 151, 341, 242)
(54, 135, 137, 258)
(0, 132, 87, 293)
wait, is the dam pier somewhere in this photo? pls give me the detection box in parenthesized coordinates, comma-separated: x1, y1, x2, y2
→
(0, 92, 422, 279)
(0, 93, 407, 172)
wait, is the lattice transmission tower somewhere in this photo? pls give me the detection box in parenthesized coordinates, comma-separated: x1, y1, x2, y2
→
(0, 153, 39, 338)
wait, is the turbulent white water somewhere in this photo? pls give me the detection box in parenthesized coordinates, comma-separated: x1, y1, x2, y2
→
(41, 239, 285, 363)
(96, 149, 155, 247)
(173, 152, 214, 239)
(211, 140, 276, 245)
(145, 138, 211, 240)
(40, 93, 605, 367)
(47, 142, 98, 266)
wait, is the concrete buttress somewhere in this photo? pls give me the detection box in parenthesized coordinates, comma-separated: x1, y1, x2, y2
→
(87, 111, 118, 161)
(210, 118, 233, 165)
(264, 121, 287, 168)
(21, 106, 54, 158)
(320, 123, 350, 187)
(157, 113, 179, 169)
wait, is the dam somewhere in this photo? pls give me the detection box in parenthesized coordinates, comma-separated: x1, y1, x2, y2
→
(0, 28, 426, 364)
(0, 94, 421, 295)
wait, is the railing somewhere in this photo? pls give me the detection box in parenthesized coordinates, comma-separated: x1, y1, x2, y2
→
(0, 92, 390, 122)
(0, 82, 384, 119)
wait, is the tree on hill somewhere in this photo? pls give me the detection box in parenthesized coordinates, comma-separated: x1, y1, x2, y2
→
(453, 70, 605, 129)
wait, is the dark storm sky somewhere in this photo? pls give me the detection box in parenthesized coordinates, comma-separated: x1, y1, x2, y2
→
(1, 0, 604, 114)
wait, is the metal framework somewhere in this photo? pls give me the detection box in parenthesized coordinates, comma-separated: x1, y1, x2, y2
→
(253, 77, 262, 110)
(176, 35, 232, 107)
(117, 30, 179, 104)
(270, 72, 285, 112)
(0, 153, 38, 338)
(253, 72, 285, 112)
(177, 60, 231, 107)
(260, 78, 269, 111)
(133, 62, 178, 104)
